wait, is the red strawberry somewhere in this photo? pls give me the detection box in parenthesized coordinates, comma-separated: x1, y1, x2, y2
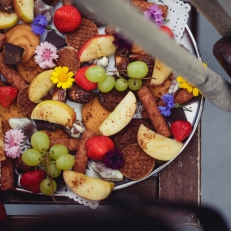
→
(54, 5, 82, 33)
(0, 86, 18, 107)
(170, 120, 192, 142)
(75, 66, 98, 91)
(86, 136, 115, 161)
(160, 25, 174, 39)
(20, 169, 46, 193)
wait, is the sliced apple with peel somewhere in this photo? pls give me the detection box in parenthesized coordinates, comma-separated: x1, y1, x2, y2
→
(63, 170, 114, 201)
(137, 124, 183, 161)
(13, 0, 34, 23)
(0, 11, 18, 29)
(150, 59, 172, 86)
(77, 34, 117, 62)
(99, 91, 137, 136)
(31, 100, 76, 127)
(28, 70, 55, 103)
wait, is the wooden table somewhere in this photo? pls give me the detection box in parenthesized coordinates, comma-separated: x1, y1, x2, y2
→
(1, 123, 201, 229)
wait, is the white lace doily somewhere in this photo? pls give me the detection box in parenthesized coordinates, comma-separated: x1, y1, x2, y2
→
(160, 0, 191, 43)
(57, 186, 99, 209)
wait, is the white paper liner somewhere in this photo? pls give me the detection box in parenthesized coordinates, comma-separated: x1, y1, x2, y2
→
(160, 0, 191, 43)
(58, 186, 99, 209)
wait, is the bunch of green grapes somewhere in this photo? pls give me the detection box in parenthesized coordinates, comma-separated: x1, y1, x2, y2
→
(22, 131, 75, 195)
(86, 61, 148, 93)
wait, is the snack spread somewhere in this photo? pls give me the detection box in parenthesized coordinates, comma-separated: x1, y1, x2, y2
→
(0, 0, 200, 200)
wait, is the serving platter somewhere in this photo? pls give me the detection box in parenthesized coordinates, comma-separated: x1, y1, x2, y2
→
(0, 0, 204, 200)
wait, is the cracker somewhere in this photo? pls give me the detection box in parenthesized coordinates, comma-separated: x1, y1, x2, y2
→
(120, 143, 155, 180)
(65, 19, 99, 51)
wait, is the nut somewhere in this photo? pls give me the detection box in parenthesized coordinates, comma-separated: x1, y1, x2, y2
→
(51, 86, 67, 102)
(67, 83, 92, 104)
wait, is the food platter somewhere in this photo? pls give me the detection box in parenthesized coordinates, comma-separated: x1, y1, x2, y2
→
(0, 0, 204, 202)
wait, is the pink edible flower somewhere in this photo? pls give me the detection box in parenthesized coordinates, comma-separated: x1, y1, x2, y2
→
(144, 4, 164, 26)
(34, 41, 58, 69)
(4, 129, 26, 159)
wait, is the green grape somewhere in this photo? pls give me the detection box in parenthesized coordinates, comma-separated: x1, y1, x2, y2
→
(39, 153, 53, 167)
(56, 154, 75, 170)
(115, 78, 128, 91)
(40, 178, 57, 195)
(49, 144, 69, 160)
(128, 78, 143, 91)
(22, 149, 42, 166)
(31, 131, 50, 152)
(98, 74, 115, 93)
(46, 163, 62, 178)
(127, 61, 148, 79)
(86, 66, 107, 82)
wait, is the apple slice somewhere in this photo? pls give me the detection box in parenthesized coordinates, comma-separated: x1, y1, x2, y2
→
(99, 91, 137, 136)
(150, 59, 172, 86)
(13, 0, 34, 24)
(0, 11, 18, 29)
(137, 124, 183, 161)
(63, 170, 114, 201)
(28, 70, 55, 103)
(31, 100, 76, 127)
(77, 34, 117, 62)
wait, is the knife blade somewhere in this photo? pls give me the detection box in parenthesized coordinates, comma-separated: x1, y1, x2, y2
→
(73, 0, 231, 112)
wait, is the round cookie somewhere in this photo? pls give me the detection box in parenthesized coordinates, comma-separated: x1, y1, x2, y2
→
(65, 19, 98, 51)
(55, 46, 80, 73)
(81, 96, 110, 135)
(111, 118, 154, 151)
(16, 56, 44, 83)
(120, 143, 155, 181)
(98, 88, 129, 112)
(4, 24, 40, 62)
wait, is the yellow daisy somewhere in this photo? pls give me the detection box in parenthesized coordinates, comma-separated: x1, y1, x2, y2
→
(51, 66, 75, 89)
(176, 63, 207, 97)
(176, 76, 200, 97)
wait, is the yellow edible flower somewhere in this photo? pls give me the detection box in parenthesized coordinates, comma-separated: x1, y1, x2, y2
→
(51, 66, 75, 89)
(176, 62, 207, 97)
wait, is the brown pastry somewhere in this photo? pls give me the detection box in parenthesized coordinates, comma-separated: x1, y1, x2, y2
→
(120, 143, 155, 181)
(0, 53, 27, 90)
(137, 86, 171, 137)
(0, 119, 15, 191)
(4, 24, 40, 62)
(0, 33, 6, 51)
(174, 88, 194, 105)
(0, 101, 24, 121)
(16, 56, 45, 84)
(0, 118, 6, 161)
(65, 18, 99, 51)
(72, 130, 95, 174)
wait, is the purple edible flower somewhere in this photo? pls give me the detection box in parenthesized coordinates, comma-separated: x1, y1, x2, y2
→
(144, 4, 164, 26)
(158, 105, 172, 116)
(162, 93, 174, 108)
(158, 93, 175, 116)
(31, 14, 54, 35)
(103, 150, 125, 170)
